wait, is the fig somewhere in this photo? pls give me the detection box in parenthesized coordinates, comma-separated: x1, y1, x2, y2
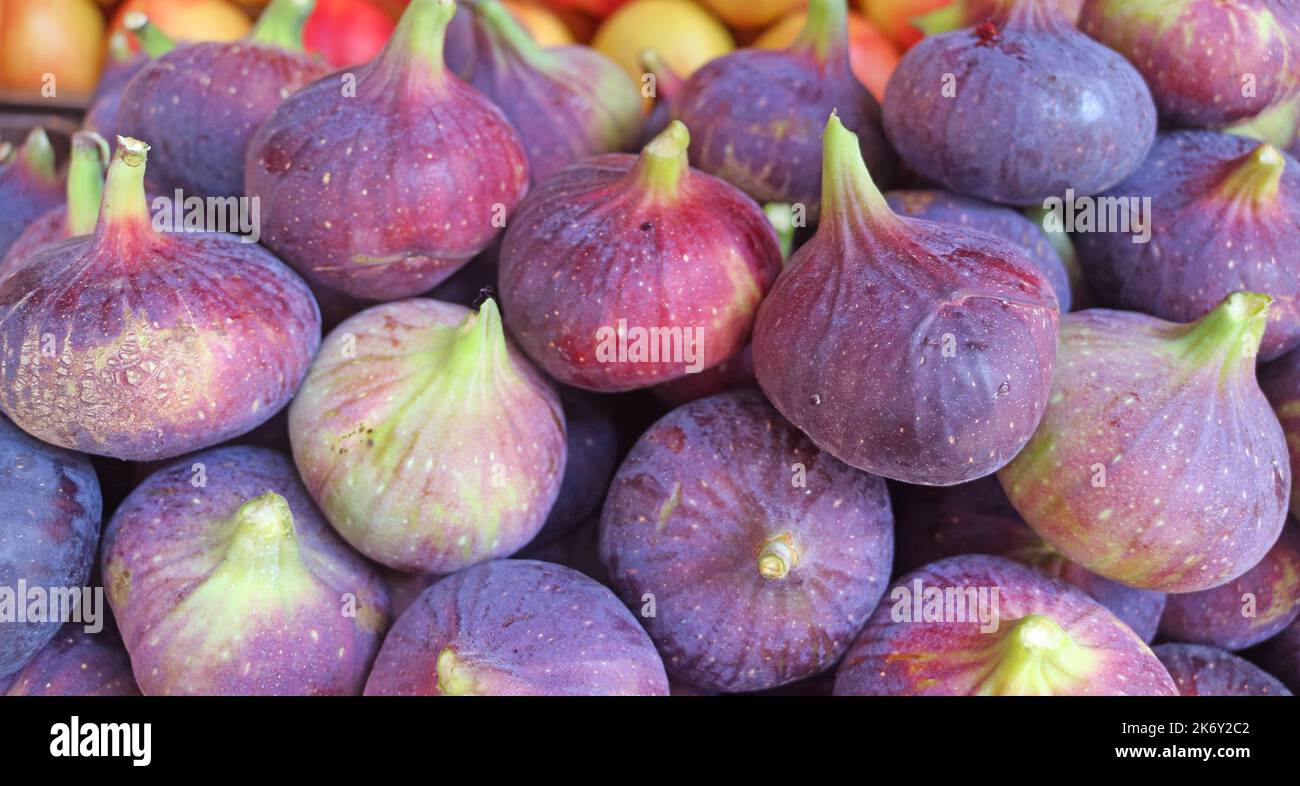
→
(1262, 345, 1300, 517)
(672, 0, 894, 214)
(245, 0, 530, 301)
(289, 298, 566, 574)
(1000, 293, 1291, 593)
(0, 129, 62, 261)
(752, 114, 1060, 486)
(636, 48, 684, 149)
(652, 344, 756, 407)
(1154, 643, 1291, 697)
(463, 0, 642, 186)
(0, 415, 102, 679)
(883, 0, 1156, 205)
(1075, 131, 1300, 361)
(600, 390, 895, 692)
(364, 560, 669, 695)
(1, 131, 109, 270)
(519, 514, 607, 587)
(1252, 614, 1300, 692)
(1229, 92, 1300, 157)
(834, 555, 1178, 695)
(84, 32, 151, 146)
(531, 389, 619, 546)
(3, 622, 140, 697)
(0, 137, 321, 461)
(893, 476, 1166, 642)
(102, 446, 390, 695)
(498, 121, 783, 392)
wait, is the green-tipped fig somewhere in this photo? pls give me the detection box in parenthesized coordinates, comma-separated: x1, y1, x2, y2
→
(1, 131, 109, 269)
(0, 128, 62, 260)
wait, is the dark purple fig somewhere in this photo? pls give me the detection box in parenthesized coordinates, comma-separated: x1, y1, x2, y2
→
(673, 0, 894, 214)
(1024, 202, 1096, 310)
(600, 390, 895, 693)
(834, 555, 1178, 695)
(246, 0, 529, 301)
(1079, 0, 1300, 128)
(531, 389, 619, 546)
(364, 560, 669, 695)
(0, 128, 62, 260)
(499, 121, 783, 392)
(84, 32, 151, 146)
(442, 0, 476, 79)
(1, 131, 108, 270)
(893, 476, 1166, 642)
(1000, 293, 1290, 593)
(753, 114, 1060, 486)
(1155, 643, 1291, 697)
(1252, 614, 1300, 692)
(0, 415, 102, 679)
(652, 343, 756, 407)
(3, 622, 140, 697)
(1262, 345, 1300, 517)
(636, 49, 684, 149)
(428, 240, 499, 308)
(102, 446, 390, 695)
(883, 0, 1156, 205)
(0, 137, 320, 462)
(1076, 131, 1300, 360)
(289, 298, 566, 574)
(519, 514, 607, 586)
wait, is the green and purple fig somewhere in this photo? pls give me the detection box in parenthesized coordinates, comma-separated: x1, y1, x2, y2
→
(1154, 643, 1291, 696)
(0, 128, 62, 260)
(3, 622, 140, 697)
(1, 131, 108, 270)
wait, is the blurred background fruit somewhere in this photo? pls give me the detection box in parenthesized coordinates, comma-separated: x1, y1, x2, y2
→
(502, 0, 574, 45)
(108, 0, 251, 53)
(754, 7, 898, 101)
(593, 0, 734, 79)
(859, 0, 949, 50)
(304, 0, 396, 66)
(0, 0, 106, 97)
(699, 0, 804, 30)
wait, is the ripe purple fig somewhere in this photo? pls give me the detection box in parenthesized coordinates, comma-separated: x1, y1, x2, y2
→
(600, 390, 895, 692)
(103, 446, 390, 695)
(3, 622, 140, 697)
(531, 389, 619, 546)
(1076, 131, 1300, 360)
(365, 560, 669, 695)
(672, 0, 894, 214)
(246, 0, 529, 301)
(1262, 345, 1300, 516)
(1154, 643, 1291, 696)
(499, 121, 783, 392)
(84, 32, 150, 148)
(0, 137, 321, 461)
(753, 114, 1060, 486)
(289, 298, 566, 574)
(652, 343, 756, 406)
(0, 128, 62, 260)
(1000, 293, 1290, 593)
(1, 131, 109, 270)
(883, 0, 1156, 205)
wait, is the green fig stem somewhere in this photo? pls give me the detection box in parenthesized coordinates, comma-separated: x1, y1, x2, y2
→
(447, 297, 511, 383)
(222, 492, 303, 575)
(631, 120, 691, 202)
(95, 137, 153, 248)
(66, 132, 110, 237)
(763, 203, 796, 261)
(124, 12, 176, 58)
(107, 30, 134, 64)
(476, 0, 547, 67)
(1173, 291, 1272, 379)
(791, 0, 849, 64)
(1218, 144, 1286, 206)
(976, 614, 1093, 696)
(17, 128, 58, 185)
(756, 533, 799, 580)
(436, 648, 478, 695)
(1228, 94, 1300, 149)
(820, 112, 897, 230)
(638, 48, 683, 100)
(248, 0, 316, 52)
(378, 0, 456, 80)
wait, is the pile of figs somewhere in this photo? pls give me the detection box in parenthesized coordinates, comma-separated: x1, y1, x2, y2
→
(5, 0, 1300, 697)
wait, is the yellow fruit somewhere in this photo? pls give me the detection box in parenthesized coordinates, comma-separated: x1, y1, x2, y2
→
(592, 0, 733, 80)
(698, 0, 804, 30)
(0, 0, 106, 97)
(503, 0, 575, 47)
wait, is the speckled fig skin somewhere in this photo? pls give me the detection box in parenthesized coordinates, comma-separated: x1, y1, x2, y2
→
(834, 555, 1178, 695)
(0, 129, 62, 260)
(886, 190, 1072, 312)
(3, 622, 141, 696)
(289, 298, 566, 574)
(1079, 0, 1300, 128)
(1000, 294, 1290, 593)
(600, 390, 895, 692)
(753, 115, 1059, 486)
(0, 138, 321, 462)
(883, 0, 1156, 206)
(652, 344, 756, 406)
(1, 132, 109, 271)
(365, 560, 669, 695)
(499, 121, 783, 392)
(102, 446, 390, 695)
(673, 0, 894, 214)
(0, 416, 102, 679)
(245, 0, 529, 301)
(531, 389, 619, 546)
(1076, 132, 1300, 361)
(464, 0, 642, 186)
(1158, 521, 1300, 651)
(1155, 643, 1291, 696)
(1262, 346, 1300, 516)
(893, 476, 1166, 642)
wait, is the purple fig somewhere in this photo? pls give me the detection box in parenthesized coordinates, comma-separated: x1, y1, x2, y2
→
(0, 137, 321, 461)
(3, 622, 140, 697)
(102, 446, 390, 695)
(673, 0, 894, 214)
(1154, 643, 1291, 697)
(834, 555, 1178, 695)
(599, 390, 895, 692)
(0, 128, 62, 260)
(1000, 293, 1290, 593)
(1262, 345, 1300, 517)
(1, 131, 109, 271)
(519, 513, 607, 586)
(1076, 131, 1300, 360)
(883, 0, 1156, 206)
(652, 343, 756, 407)
(499, 121, 783, 392)
(753, 114, 1060, 486)
(289, 298, 566, 574)
(1252, 614, 1300, 692)
(531, 389, 619, 546)
(364, 560, 669, 695)
(84, 32, 151, 147)
(245, 0, 529, 301)
(636, 48, 684, 149)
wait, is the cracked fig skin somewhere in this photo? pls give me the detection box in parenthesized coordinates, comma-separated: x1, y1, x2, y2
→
(1000, 293, 1290, 593)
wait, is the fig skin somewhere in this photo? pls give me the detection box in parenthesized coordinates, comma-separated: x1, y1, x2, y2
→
(1157, 521, 1300, 651)
(1251, 614, 1300, 692)
(1079, 0, 1300, 128)
(673, 0, 895, 214)
(0, 138, 321, 462)
(1, 131, 109, 271)
(531, 389, 620, 547)
(0, 128, 62, 260)
(883, 0, 1156, 206)
(652, 343, 756, 407)
(1154, 643, 1291, 696)
(1000, 293, 1291, 593)
(600, 390, 895, 693)
(245, 0, 530, 301)
(499, 121, 783, 392)
(834, 555, 1178, 696)
(102, 446, 391, 696)
(3, 622, 141, 697)
(0, 415, 102, 679)
(1262, 346, 1300, 517)
(83, 33, 150, 147)
(364, 559, 669, 696)
(893, 476, 1166, 642)
(289, 298, 567, 574)
(1076, 132, 1300, 361)
(753, 114, 1060, 486)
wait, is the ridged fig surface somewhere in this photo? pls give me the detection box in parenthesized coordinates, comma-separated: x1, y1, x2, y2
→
(1154, 643, 1291, 697)
(3, 622, 140, 696)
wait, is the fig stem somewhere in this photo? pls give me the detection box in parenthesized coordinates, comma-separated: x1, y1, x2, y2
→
(223, 492, 302, 574)
(17, 128, 58, 185)
(475, 0, 546, 66)
(379, 0, 456, 79)
(448, 297, 510, 382)
(1173, 291, 1272, 379)
(1219, 144, 1286, 205)
(436, 648, 477, 695)
(66, 132, 110, 237)
(631, 120, 691, 201)
(95, 137, 153, 247)
(248, 0, 317, 52)
(757, 534, 799, 580)
(975, 614, 1093, 696)
(820, 112, 895, 228)
(791, 0, 849, 65)
(123, 12, 176, 58)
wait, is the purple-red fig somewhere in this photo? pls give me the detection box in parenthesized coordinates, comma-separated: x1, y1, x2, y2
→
(3, 622, 140, 697)
(0, 128, 62, 260)
(1154, 643, 1291, 697)
(652, 344, 756, 407)
(1, 131, 109, 271)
